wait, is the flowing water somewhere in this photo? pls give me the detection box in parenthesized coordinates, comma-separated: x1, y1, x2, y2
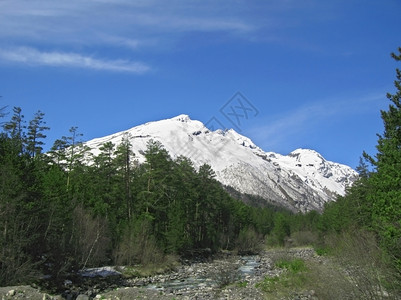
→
(238, 256, 259, 277)
(147, 277, 214, 291)
(146, 256, 259, 292)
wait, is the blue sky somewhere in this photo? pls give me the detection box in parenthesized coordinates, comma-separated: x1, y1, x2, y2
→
(0, 0, 400, 168)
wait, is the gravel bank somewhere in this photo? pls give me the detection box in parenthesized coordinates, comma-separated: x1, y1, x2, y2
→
(1, 248, 321, 300)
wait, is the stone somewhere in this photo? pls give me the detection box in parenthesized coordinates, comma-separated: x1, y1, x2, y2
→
(6, 290, 16, 297)
(76, 295, 90, 300)
(64, 294, 74, 300)
(64, 280, 73, 286)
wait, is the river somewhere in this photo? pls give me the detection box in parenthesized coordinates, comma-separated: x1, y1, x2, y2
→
(144, 255, 260, 292)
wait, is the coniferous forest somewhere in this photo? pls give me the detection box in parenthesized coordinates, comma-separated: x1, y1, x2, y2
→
(1, 48, 401, 295)
(0, 107, 281, 285)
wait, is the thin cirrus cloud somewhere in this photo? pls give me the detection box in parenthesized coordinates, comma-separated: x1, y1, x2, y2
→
(0, 1, 256, 42)
(0, 1, 257, 73)
(0, 47, 151, 73)
(250, 93, 385, 149)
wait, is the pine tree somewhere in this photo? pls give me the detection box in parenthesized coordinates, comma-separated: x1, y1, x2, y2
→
(26, 110, 49, 158)
(3, 107, 24, 139)
(62, 126, 87, 191)
(0, 98, 7, 120)
(368, 47, 401, 268)
(89, 141, 117, 216)
(114, 134, 135, 220)
(355, 157, 370, 179)
(48, 138, 68, 167)
(3, 107, 26, 154)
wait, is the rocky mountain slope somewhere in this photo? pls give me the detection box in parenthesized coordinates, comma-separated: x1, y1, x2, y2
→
(84, 114, 358, 212)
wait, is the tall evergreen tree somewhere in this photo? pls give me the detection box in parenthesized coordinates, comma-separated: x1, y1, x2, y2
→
(3, 107, 25, 139)
(367, 47, 401, 268)
(114, 134, 135, 221)
(62, 126, 87, 191)
(0, 98, 7, 120)
(89, 141, 117, 216)
(48, 138, 68, 167)
(26, 110, 49, 158)
(3, 107, 26, 154)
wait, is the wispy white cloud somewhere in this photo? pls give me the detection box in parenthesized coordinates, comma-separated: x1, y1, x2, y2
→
(0, 1, 256, 45)
(97, 35, 142, 50)
(250, 93, 385, 150)
(0, 47, 150, 73)
(0, 0, 260, 72)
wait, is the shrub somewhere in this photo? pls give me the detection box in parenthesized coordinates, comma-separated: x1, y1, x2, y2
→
(275, 258, 306, 274)
(236, 227, 263, 255)
(71, 205, 111, 269)
(324, 229, 401, 299)
(290, 230, 319, 247)
(114, 217, 164, 267)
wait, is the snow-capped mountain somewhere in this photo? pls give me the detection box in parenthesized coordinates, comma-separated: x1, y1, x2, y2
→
(84, 114, 358, 212)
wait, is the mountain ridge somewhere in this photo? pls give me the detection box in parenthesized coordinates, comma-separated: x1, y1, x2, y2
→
(84, 114, 358, 212)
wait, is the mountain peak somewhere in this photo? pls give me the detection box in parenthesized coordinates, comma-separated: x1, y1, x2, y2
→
(171, 114, 192, 122)
(289, 148, 324, 160)
(290, 148, 320, 156)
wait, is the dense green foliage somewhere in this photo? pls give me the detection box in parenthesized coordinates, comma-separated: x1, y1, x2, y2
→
(369, 48, 401, 268)
(0, 108, 284, 286)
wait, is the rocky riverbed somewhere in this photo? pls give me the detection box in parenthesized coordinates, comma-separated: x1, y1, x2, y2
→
(0, 248, 321, 300)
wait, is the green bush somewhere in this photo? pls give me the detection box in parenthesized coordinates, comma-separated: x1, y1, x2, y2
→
(255, 276, 280, 293)
(314, 246, 329, 256)
(256, 255, 309, 298)
(275, 258, 306, 274)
